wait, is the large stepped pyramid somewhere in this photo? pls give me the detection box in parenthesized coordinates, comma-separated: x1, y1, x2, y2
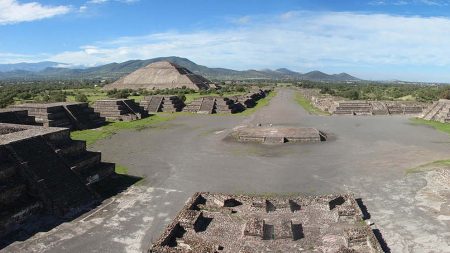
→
(9, 102, 105, 130)
(0, 123, 115, 237)
(420, 99, 450, 122)
(93, 99, 149, 121)
(103, 61, 212, 91)
(140, 96, 185, 113)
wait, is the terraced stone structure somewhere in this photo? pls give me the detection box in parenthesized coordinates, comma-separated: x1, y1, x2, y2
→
(10, 102, 105, 130)
(104, 61, 211, 91)
(419, 99, 450, 122)
(232, 126, 326, 144)
(93, 99, 148, 121)
(0, 108, 36, 125)
(0, 123, 115, 238)
(140, 96, 185, 113)
(149, 192, 383, 253)
(183, 90, 268, 114)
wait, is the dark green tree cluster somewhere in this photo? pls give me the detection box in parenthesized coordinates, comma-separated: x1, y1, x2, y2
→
(296, 81, 450, 102)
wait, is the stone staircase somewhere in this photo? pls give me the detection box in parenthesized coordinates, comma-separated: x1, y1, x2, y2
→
(421, 100, 450, 122)
(94, 99, 148, 121)
(333, 101, 372, 115)
(0, 146, 43, 238)
(140, 96, 185, 113)
(198, 97, 216, 114)
(5, 137, 95, 215)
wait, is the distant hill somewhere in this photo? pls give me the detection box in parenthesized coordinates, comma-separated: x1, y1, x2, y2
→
(0, 61, 61, 72)
(0, 57, 360, 81)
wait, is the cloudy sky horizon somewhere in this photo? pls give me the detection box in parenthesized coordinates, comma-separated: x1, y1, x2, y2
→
(2, 0, 450, 82)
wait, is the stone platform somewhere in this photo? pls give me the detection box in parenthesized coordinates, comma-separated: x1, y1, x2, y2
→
(149, 192, 383, 253)
(0, 123, 115, 238)
(232, 126, 326, 144)
(9, 102, 105, 130)
(93, 99, 148, 121)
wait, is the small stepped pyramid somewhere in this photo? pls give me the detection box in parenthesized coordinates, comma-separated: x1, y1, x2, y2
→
(0, 123, 116, 237)
(0, 109, 36, 125)
(9, 102, 105, 130)
(215, 97, 243, 113)
(420, 99, 450, 122)
(183, 98, 204, 113)
(140, 96, 185, 113)
(0, 146, 43, 238)
(198, 97, 216, 114)
(369, 101, 389, 115)
(93, 99, 148, 121)
(333, 101, 372, 115)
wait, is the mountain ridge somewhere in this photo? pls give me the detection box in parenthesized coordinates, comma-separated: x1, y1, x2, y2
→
(0, 57, 360, 81)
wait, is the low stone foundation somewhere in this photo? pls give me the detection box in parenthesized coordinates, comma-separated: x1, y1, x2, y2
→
(149, 192, 383, 253)
(232, 126, 326, 144)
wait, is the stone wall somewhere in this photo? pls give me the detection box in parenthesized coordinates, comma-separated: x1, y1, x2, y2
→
(0, 123, 115, 238)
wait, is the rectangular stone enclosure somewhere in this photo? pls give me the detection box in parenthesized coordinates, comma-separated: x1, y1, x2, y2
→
(149, 192, 383, 253)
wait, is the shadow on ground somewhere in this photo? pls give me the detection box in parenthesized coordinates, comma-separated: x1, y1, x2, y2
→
(0, 174, 142, 250)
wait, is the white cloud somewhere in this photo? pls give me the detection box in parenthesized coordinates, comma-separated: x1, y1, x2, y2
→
(0, 0, 71, 25)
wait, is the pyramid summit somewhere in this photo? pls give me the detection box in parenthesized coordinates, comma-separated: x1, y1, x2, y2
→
(104, 61, 211, 91)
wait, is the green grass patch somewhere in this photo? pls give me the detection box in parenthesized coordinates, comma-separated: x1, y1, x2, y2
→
(238, 91, 277, 116)
(294, 92, 330, 115)
(115, 164, 129, 175)
(71, 114, 175, 146)
(410, 118, 450, 135)
(406, 159, 450, 174)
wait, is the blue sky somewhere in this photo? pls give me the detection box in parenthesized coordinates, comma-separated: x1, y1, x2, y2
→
(2, 0, 450, 82)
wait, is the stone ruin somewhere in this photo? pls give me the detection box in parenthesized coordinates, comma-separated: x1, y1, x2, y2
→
(331, 101, 425, 116)
(0, 108, 36, 125)
(420, 99, 450, 123)
(0, 123, 115, 238)
(140, 96, 185, 113)
(93, 99, 148, 121)
(9, 102, 105, 130)
(182, 89, 269, 114)
(232, 126, 327, 144)
(298, 88, 426, 116)
(149, 192, 383, 253)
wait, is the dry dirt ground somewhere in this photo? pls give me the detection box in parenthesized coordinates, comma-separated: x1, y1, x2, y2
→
(3, 88, 450, 253)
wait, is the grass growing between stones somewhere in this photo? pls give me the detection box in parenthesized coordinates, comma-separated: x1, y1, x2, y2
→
(238, 91, 277, 116)
(294, 92, 330, 115)
(71, 114, 175, 146)
(406, 159, 450, 174)
(115, 164, 129, 175)
(410, 118, 450, 135)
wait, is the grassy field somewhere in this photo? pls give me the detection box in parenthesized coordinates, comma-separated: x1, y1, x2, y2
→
(71, 114, 175, 146)
(294, 92, 330, 115)
(410, 118, 450, 135)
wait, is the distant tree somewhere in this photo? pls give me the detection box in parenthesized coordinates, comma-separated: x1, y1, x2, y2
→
(75, 93, 88, 102)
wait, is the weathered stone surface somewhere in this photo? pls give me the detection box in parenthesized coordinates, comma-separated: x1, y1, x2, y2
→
(420, 99, 450, 122)
(149, 192, 383, 253)
(104, 61, 211, 91)
(94, 99, 148, 121)
(9, 102, 105, 130)
(232, 126, 326, 144)
(0, 123, 115, 238)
